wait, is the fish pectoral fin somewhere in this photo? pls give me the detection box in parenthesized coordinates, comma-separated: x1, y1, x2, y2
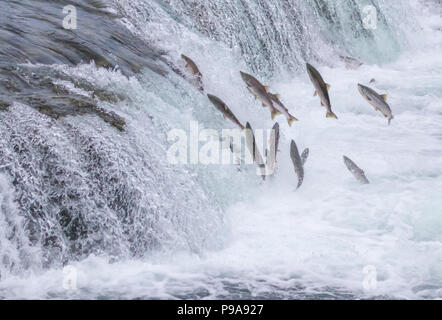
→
(275, 94, 281, 100)
(223, 115, 227, 119)
(264, 86, 270, 92)
(326, 83, 331, 90)
(314, 90, 318, 97)
(320, 101, 325, 106)
(288, 116, 299, 126)
(287, 118, 295, 126)
(381, 94, 388, 101)
(262, 103, 267, 108)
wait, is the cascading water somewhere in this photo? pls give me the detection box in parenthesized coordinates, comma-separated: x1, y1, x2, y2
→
(116, 0, 411, 76)
(0, 0, 441, 299)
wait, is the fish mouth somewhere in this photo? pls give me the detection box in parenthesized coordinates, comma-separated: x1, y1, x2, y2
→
(206, 94, 217, 103)
(306, 63, 316, 74)
(306, 63, 315, 79)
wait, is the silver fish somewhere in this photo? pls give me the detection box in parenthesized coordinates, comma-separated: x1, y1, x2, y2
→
(343, 156, 370, 184)
(266, 122, 280, 174)
(181, 54, 204, 92)
(268, 93, 298, 126)
(290, 140, 304, 189)
(306, 63, 338, 119)
(240, 71, 281, 120)
(339, 55, 363, 69)
(245, 122, 266, 180)
(207, 94, 245, 130)
(358, 83, 394, 125)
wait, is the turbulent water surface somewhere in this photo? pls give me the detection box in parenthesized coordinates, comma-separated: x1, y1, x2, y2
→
(0, 0, 441, 299)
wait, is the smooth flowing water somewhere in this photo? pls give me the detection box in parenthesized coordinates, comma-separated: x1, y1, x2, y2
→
(0, 0, 441, 299)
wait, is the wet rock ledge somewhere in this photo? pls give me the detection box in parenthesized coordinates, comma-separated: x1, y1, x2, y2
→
(0, 0, 168, 130)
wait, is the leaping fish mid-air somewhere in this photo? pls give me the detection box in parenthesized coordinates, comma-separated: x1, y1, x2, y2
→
(343, 155, 370, 184)
(240, 71, 281, 120)
(290, 139, 305, 189)
(265, 122, 280, 174)
(357, 83, 394, 125)
(207, 94, 245, 130)
(245, 122, 266, 180)
(267, 93, 298, 126)
(306, 63, 338, 119)
(181, 54, 204, 92)
(339, 55, 363, 69)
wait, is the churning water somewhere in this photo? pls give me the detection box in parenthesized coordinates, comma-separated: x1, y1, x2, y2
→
(0, 0, 441, 299)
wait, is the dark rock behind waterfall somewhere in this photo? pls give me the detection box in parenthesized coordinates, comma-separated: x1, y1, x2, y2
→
(0, 0, 168, 127)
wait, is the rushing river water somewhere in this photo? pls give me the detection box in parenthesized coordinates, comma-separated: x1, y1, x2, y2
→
(0, 0, 441, 299)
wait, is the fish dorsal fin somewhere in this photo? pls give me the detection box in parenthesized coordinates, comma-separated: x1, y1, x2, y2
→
(326, 83, 331, 90)
(264, 86, 269, 92)
(275, 94, 281, 100)
(381, 94, 387, 101)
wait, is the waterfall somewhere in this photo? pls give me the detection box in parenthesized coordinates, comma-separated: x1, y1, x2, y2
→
(116, 0, 412, 76)
(1, 0, 440, 300)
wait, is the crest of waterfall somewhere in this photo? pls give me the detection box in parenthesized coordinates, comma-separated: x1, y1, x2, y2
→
(116, 0, 414, 76)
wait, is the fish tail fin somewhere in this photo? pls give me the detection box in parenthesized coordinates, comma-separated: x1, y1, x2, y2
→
(326, 111, 338, 119)
(296, 178, 303, 189)
(388, 115, 394, 125)
(271, 110, 278, 120)
(287, 116, 298, 126)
